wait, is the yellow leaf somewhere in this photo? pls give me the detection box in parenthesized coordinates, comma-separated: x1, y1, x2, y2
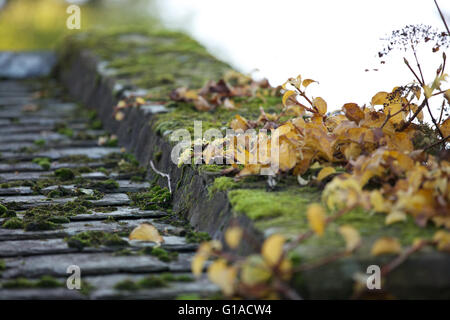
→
(313, 97, 327, 115)
(385, 211, 407, 225)
(191, 241, 222, 277)
(277, 140, 297, 171)
(371, 237, 402, 256)
(191, 254, 206, 277)
(440, 117, 450, 137)
(370, 190, 387, 213)
(317, 166, 336, 181)
(282, 90, 297, 107)
(343, 103, 364, 124)
(307, 203, 326, 236)
(384, 103, 405, 124)
(412, 87, 421, 100)
(116, 100, 127, 109)
(225, 226, 243, 249)
(241, 255, 272, 286)
(302, 79, 316, 88)
(371, 91, 388, 106)
(135, 97, 146, 105)
(207, 259, 237, 296)
(194, 96, 212, 111)
(230, 114, 249, 131)
(262, 234, 285, 267)
(433, 231, 450, 251)
(423, 85, 433, 99)
(445, 89, 450, 103)
(115, 111, 125, 121)
(129, 223, 164, 243)
(339, 225, 361, 252)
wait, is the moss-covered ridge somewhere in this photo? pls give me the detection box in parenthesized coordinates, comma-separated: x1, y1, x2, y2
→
(56, 28, 450, 298)
(59, 27, 441, 251)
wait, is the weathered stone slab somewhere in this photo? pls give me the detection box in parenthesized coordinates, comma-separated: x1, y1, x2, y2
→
(0, 51, 56, 79)
(0, 193, 130, 209)
(0, 288, 85, 300)
(0, 103, 77, 119)
(87, 274, 217, 300)
(0, 161, 104, 173)
(71, 206, 165, 221)
(0, 186, 33, 196)
(41, 180, 150, 195)
(0, 97, 33, 106)
(1, 252, 192, 278)
(0, 80, 37, 93)
(0, 218, 175, 241)
(0, 124, 54, 134)
(0, 235, 195, 258)
(0, 132, 66, 143)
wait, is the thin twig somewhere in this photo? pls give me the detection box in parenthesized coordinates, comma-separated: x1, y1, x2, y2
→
(434, 0, 450, 35)
(381, 240, 430, 277)
(399, 99, 427, 131)
(149, 160, 172, 193)
(424, 134, 450, 151)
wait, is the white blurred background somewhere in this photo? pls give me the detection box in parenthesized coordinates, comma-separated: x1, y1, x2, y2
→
(155, 0, 450, 112)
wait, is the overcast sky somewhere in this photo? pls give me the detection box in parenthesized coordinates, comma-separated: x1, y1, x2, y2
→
(155, 0, 450, 112)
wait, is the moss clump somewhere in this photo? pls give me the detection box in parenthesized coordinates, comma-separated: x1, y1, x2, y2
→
(228, 188, 316, 220)
(54, 168, 76, 181)
(208, 177, 239, 198)
(32, 157, 51, 170)
(141, 246, 178, 262)
(24, 219, 60, 232)
(0, 259, 5, 272)
(114, 273, 193, 291)
(1, 276, 62, 289)
(46, 186, 75, 198)
(89, 119, 103, 130)
(35, 276, 62, 288)
(0, 203, 7, 215)
(93, 206, 117, 213)
(114, 279, 140, 291)
(2, 217, 24, 229)
(129, 185, 171, 210)
(186, 231, 211, 244)
(1, 278, 34, 289)
(89, 179, 119, 191)
(33, 139, 46, 147)
(65, 231, 129, 250)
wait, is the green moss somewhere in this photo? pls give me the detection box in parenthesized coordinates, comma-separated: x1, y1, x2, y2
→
(32, 157, 51, 170)
(2, 278, 34, 289)
(141, 246, 178, 262)
(153, 150, 162, 163)
(0, 259, 5, 272)
(114, 273, 193, 291)
(33, 139, 46, 147)
(0, 203, 7, 215)
(93, 206, 118, 213)
(54, 168, 76, 181)
(35, 276, 62, 288)
(228, 188, 317, 220)
(24, 219, 60, 232)
(129, 185, 171, 210)
(65, 231, 129, 250)
(208, 177, 239, 198)
(2, 217, 24, 229)
(137, 276, 167, 288)
(114, 279, 140, 291)
(186, 231, 211, 244)
(89, 119, 103, 130)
